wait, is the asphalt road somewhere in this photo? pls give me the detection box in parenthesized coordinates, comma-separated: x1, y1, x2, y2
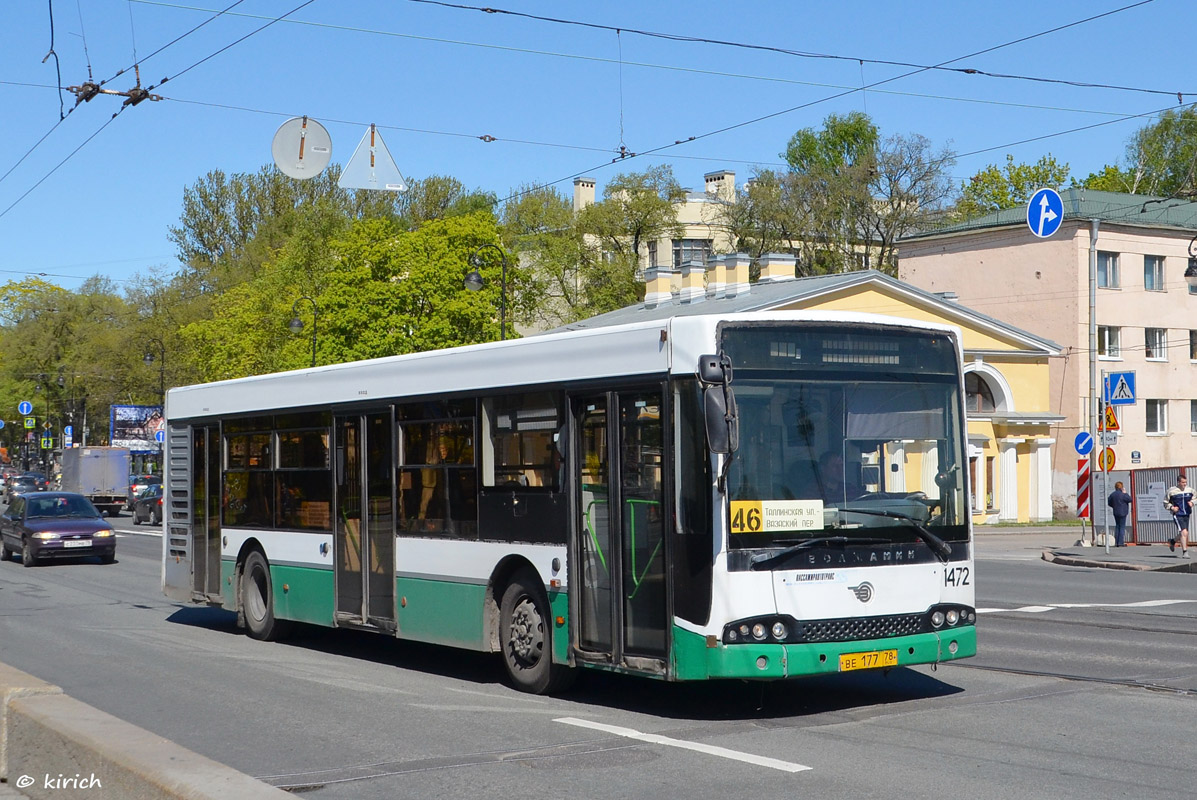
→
(0, 524, 1194, 800)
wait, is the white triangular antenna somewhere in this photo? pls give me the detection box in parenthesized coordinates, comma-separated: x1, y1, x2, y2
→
(338, 124, 408, 192)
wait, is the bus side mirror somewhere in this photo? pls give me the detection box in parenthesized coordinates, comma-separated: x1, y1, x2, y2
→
(698, 354, 739, 455)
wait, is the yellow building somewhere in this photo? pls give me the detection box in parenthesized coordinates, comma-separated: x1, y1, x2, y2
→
(560, 260, 1063, 523)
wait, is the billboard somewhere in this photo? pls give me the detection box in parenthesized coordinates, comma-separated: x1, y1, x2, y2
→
(110, 405, 164, 452)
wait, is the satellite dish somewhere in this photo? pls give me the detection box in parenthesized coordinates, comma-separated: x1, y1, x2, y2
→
(271, 116, 332, 180)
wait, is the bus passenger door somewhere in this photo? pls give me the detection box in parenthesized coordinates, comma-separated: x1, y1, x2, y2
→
(334, 412, 397, 631)
(573, 389, 668, 669)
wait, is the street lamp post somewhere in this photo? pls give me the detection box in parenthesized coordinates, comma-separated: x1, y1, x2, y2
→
(143, 339, 165, 403)
(465, 243, 509, 341)
(289, 296, 319, 367)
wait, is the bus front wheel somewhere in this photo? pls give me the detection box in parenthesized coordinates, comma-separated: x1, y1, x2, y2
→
(241, 551, 290, 641)
(499, 573, 573, 694)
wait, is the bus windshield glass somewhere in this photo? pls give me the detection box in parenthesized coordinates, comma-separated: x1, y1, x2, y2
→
(720, 323, 968, 550)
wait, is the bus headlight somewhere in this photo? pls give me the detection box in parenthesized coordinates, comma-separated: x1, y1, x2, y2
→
(930, 611, 945, 628)
(751, 623, 767, 641)
(945, 609, 960, 626)
(771, 622, 788, 641)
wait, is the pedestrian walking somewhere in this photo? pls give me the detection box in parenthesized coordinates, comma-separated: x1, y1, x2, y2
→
(1165, 473, 1191, 558)
(1107, 481, 1132, 547)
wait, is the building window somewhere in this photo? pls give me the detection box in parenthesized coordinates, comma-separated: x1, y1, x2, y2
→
(1189, 259, 1197, 294)
(965, 372, 996, 413)
(647, 241, 658, 267)
(985, 456, 995, 511)
(1144, 255, 1165, 291)
(1146, 399, 1167, 434)
(1097, 251, 1120, 288)
(1098, 326, 1121, 357)
(672, 239, 711, 268)
(1191, 330, 1197, 360)
(1145, 328, 1167, 360)
(1191, 400, 1197, 434)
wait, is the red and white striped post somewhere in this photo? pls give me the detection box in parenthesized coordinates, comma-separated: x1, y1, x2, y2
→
(1077, 457, 1091, 521)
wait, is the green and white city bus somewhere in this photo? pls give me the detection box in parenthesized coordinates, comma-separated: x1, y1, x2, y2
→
(162, 311, 976, 693)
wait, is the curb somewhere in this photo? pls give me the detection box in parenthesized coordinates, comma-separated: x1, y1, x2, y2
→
(0, 662, 288, 800)
(1042, 550, 1197, 573)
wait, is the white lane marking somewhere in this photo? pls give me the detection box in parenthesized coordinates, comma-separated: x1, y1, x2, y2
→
(977, 599, 1195, 614)
(116, 529, 163, 538)
(554, 717, 811, 773)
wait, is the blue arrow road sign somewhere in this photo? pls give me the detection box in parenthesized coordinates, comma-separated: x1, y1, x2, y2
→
(1074, 431, 1094, 456)
(1104, 371, 1136, 406)
(64, 425, 72, 437)
(155, 429, 166, 443)
(17, 400, 32, 415)
(1027, 187, 1063, 238)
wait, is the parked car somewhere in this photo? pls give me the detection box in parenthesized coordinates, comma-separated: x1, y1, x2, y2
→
(5, 475, 43, 503)
(126, 474, 162, 510)
(131, 484, 164, 526)
(0, 491, 115, 567)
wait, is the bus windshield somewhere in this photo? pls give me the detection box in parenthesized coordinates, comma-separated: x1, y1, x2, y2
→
(720, 323, 968, 550)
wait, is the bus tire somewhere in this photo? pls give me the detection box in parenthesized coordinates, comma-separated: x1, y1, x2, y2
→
(499, 573, 574, 694)
(241, 550, 290, 642)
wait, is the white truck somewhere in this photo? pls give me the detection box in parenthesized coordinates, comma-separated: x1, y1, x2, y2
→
(60, 447, 132, 517)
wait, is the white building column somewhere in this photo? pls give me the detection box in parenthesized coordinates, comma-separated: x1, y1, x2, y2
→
(1030, 438, 1055, 522)
(888, 441, 907, 492)
(999, 438, 1020, 522)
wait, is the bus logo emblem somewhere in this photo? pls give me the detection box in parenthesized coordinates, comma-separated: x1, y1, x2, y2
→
(848, 582, 874, 603)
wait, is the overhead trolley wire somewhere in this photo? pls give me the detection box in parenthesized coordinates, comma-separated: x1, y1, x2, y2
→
(490, 3, 1176, 207)
(144, 0, 317, 92)
(98, 0, 249, 87)
(407, 0, 1183, 100)
(129, 1, 1165, 121)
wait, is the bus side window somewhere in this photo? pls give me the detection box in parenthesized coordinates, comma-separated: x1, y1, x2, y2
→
(482, 393, 563, 491)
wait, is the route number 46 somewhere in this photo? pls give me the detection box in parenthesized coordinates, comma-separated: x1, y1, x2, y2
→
(729, 502, 763, 533)
(944, 566, 970, 587)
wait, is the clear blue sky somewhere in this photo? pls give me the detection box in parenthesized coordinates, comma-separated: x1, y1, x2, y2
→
(1, 0, 1191, 290)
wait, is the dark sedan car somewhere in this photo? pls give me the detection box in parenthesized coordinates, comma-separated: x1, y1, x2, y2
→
(131, 484, 164, 526)
(0, 492, 115, 567)
(5, 475, 43, 503)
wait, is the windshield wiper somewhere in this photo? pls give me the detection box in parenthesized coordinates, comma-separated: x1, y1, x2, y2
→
(749, 536, 890, 570)
(835, 508, 953, 564)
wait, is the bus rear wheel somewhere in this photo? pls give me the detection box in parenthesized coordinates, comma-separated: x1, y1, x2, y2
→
(240, 551, 290, 641)
(499, 573, 574, 694)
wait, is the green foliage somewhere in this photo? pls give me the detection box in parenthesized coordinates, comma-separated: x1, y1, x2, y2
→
(782, 111, 879, 174)
(577, 165, 685, 259)
(500, 185, 587, 328)
(1077, 164, 1135, 193)
(1118, 107, 1197, 196)
(956, 154, 1070, 218)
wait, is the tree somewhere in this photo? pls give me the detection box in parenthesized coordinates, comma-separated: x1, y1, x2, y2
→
(782, 112, 880, 273)
(1084, 107, 1197, 197)
(576, 165, 685, 261)
(956, 154, 1070, 218)
(863, 133, 957, 271)
(708, 169, 811, 266)
(500, 185, 588, 328)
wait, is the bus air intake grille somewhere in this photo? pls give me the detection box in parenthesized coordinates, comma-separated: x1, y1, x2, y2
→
(796, 613, 924, 643)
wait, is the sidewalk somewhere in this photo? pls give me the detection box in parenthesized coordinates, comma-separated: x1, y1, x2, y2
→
(981, 524, 1197, 573)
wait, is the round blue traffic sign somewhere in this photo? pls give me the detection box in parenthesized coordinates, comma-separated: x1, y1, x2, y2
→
(1027, 187, 1063, 238)
(17, 400, 32, 415)
(1074, 431, 1094, 456)
(0, 420, 6, 430)
(155, 429, 166, 443)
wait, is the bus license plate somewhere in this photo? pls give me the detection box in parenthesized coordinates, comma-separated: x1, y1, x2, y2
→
(839, 649, 898, 672)
(63, 539, 90, 548)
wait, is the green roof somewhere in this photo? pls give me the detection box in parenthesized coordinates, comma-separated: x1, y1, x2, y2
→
(902, 188, 1197, 240)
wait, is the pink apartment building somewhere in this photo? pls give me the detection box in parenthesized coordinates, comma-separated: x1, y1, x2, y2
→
(899, 188, 1197, 515)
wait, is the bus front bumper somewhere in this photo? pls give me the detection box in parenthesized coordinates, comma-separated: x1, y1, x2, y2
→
(673, 626, 977, 681)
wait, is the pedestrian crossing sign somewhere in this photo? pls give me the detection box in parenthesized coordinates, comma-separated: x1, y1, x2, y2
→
(1104, 371, 1136, 406)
